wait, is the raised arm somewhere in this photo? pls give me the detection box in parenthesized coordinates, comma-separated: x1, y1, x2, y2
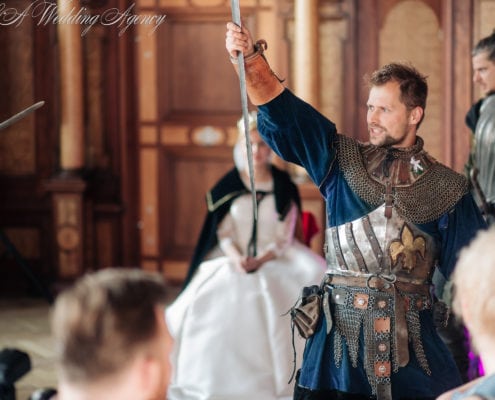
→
(225, 22, 338, 187)
(225, 22, 284, 105)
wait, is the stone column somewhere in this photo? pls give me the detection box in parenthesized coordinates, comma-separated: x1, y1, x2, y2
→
(292, 0, 319, 181)
(45, 0, 86, 280)
(294, 0, 319, 107)
(58, 0, 84, 170)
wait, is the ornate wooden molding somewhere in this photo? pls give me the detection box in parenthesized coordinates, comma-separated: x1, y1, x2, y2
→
(44, 172, 87, 280)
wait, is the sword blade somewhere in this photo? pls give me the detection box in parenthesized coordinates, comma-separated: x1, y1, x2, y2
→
(0, 101, 45, 131)
(231, 0, 258, 256)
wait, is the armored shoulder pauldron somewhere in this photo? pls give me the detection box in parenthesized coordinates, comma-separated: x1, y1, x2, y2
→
(337, 135, 468, 224)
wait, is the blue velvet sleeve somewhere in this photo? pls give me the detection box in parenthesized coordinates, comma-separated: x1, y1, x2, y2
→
(430, 192, 487, 280)
(257, 89, 338, 186)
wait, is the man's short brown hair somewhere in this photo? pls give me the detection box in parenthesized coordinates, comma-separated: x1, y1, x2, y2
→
(52, 268, 168, 384)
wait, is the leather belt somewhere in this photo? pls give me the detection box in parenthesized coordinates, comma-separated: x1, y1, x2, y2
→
(326, 274, 431, 296)
(323, 273, 433, 400)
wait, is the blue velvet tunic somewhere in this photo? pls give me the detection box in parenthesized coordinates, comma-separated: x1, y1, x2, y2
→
(257, 89, 486, 398)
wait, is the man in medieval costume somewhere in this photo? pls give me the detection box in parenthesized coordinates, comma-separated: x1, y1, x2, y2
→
(225, 22, 486, 400)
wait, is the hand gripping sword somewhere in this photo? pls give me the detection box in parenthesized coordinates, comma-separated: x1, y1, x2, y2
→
(231, 0, 258, 257)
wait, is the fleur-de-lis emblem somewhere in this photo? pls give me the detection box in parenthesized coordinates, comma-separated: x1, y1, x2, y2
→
(389, 224, 426, 273)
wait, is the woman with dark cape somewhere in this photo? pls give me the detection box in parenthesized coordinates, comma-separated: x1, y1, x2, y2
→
(166, 113, 326, 400)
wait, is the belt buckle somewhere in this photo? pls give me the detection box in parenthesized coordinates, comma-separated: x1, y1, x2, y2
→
(366, 273, 396, 290)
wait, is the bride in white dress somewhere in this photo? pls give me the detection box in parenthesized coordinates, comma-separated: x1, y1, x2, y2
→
(166, 113, 326, 400)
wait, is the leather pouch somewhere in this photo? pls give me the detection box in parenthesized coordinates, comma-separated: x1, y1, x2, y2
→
(290, 285, 322, 339)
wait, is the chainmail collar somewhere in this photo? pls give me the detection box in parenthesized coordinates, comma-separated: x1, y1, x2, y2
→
(337, 135, 468, 224)
(362, 136, 435, 188)
(372, 135, 425, 155)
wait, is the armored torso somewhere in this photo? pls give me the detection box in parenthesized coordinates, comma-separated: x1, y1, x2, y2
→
(474, 94, 495, 203)
(337, 135, 468, 224)
(325, 205, 438, 285)
(326, 135, 468, 283)
(322, 136, 469, 399)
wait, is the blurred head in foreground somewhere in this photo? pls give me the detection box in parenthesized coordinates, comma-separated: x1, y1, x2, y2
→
(52, 268, 172, 400)
(453, 227, 495, 363)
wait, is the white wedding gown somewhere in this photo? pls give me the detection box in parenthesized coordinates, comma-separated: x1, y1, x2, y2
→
(166, 182, 326, 400)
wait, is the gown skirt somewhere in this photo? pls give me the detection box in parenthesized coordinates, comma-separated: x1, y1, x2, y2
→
(167, 240, 326, 400)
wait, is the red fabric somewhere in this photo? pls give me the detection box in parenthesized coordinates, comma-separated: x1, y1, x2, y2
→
(302, 211, 319, 246)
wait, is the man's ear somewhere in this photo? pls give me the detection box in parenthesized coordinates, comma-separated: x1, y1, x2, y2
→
(409, 106, 423, 125)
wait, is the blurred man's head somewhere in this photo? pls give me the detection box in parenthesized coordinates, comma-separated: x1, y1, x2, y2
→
(472, 30, 495, 96)
(52, 268, 172, 400)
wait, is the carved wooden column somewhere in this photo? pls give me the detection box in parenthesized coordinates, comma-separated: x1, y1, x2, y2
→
(292, 0, 319, 181)
(44, 0, 86, 280)
(292, 0, 324, 244)
(294, 0, 319, 107)
(44, 179, 87, 279)
(58, 0, 85, 169)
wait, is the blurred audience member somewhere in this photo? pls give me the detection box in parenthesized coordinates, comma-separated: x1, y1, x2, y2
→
(52, 268, 172, 400)
(437, 227, 495, 399)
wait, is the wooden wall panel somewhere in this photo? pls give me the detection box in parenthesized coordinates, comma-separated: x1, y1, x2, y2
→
(85, 26, 107, 169)
(140, 148, 159, 258)
(478, 0, 495, 38)
(1, 228, 41, 259)
(159, 13, 253, 125)
(446, 0, 474, 171)
(0, 0, 57, 294)
(136, 1, 289, 281)
(96, 222, 114, 268)
(137, 20, 159, 121)
(0, 7, 36, 175)
(379, 1, 444, 162)
(160, 146, 233, 259)
(167, 21, 240, 114)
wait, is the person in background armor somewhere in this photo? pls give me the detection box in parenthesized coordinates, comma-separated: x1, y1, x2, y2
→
(436, 30, 495, 387)
(52, 268, 172, 400)
(465, 30, 495, 224)
(225, 22, 486, 400)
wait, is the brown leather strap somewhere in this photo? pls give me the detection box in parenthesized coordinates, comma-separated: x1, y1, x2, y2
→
(327, 274, 430, 296)
(394, 289, 410, 367)
(230, 40, 284, 106)
(362, 215, 384, 267)
(376, 382, 392, 400)
(331, 227, 347, 270)
(345, 222, 367, 272)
